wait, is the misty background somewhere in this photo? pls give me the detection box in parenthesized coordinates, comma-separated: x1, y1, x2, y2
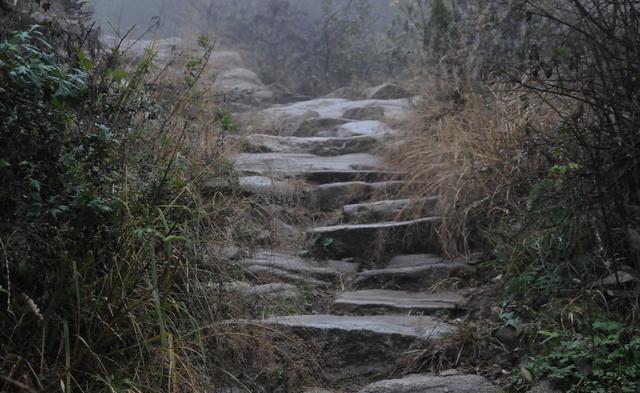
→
(92, 0, 405, 95)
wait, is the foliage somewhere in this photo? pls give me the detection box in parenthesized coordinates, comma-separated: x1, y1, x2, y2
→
(0, 24, 221, 393)
(528, 321, 640, 393)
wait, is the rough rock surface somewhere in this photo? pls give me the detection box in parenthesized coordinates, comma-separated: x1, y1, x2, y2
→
(309, 181, 407, 211)
(352, 261, 468, 290)
(343, 197, 438, 223)
(364, 83, 412, 100)
(308, 217, 441, 259)
(218, 76, 500, 390)
(240, 134, 379, 156)
(234, 153, 384, 176)
(357, 374, 502, 393)
(333, 289, 465, 314)
(238, 176, 300, 196)
(336, 120, 396, 139)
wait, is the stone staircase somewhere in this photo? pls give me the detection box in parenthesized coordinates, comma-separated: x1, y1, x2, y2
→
(220, 89, 501, 392)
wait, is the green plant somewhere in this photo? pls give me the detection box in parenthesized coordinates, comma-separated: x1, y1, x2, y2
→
(0, 25, 220, 393)
(527, 321, 640, 393)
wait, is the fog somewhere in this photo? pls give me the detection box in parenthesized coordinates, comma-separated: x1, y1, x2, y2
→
(93, 0, 393, 38)
(93, 0, 401, 95)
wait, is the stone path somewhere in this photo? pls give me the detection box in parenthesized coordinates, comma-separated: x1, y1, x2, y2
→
(216, 67, 501, 392)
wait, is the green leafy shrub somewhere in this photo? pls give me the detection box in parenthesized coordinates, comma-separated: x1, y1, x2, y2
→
(529, 321, 640, 393)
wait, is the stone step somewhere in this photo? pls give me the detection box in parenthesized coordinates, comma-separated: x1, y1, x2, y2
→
(357, 374, 503, 393)
(352, 255, 467, 290)
(343, 197, 438, 223)
(248, 314, 453, 380)
(308, 217, 440, 260)
(237, 249, 358, 286)
(234, 153, 396, 183)
(238, 176, 302, 197)
(333, 289, 465, 314)
(239, 134, 379, 156)
(309, 181, 407, 211)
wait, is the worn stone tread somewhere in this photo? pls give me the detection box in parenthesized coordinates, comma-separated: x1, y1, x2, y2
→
(308, 217, 441, 259)
(352, 261, 467, 290)
(257, 314, 453, 339)
(343, 197, 438, 223)
(357, 374, 503, 393)
(333, 289, 465, 314)
(309, 180, 408, 211)
(239, 134, 379, 156)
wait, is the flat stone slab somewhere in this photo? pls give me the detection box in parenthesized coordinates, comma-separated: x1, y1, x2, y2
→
(308, 217, 441, 259)
(240, 134, 379, 156)
(234, 153, 392, 182)
(343, 197, 438, 223)
(238, 176, 301, 197)
(263, 98, 412, 122)
(352, 261, 467, 290)
(260, 314, 453, 340)
(336, 120, 396, 139)
(333, 289, 465, 314)
(238, 250, 354, 282)
(236, 314, 453, 380)
(246, 265, 332, 288)
(358, 374, 503, 393)
(309, 181, 407, 211)
(388, 254, 444, 268)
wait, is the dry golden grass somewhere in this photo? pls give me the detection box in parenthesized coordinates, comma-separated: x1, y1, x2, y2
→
(388, 78, 558, 257)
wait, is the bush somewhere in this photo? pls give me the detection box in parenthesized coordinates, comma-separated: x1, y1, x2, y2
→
(528, 321, 640, 393)
(0, 25, 220, 392)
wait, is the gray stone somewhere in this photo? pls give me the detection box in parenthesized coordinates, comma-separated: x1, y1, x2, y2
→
(343, 197, 438, 223)
(309, 181, 407, 211)
(238, 176, 300, 197)
(208, 51, 244, 71)
(343, 106, 386, 121)
(364, 83, 412, 100)
(293, 117, 351, 137)
(336, 121, 396, 140)
(215, 68, 264, 93)
(528, 381, 561, 393)
(352, 261, 467, 290)
(246, 265, 332, 288)
(252, 314, 454, 379)
(234, 153, 392, 183)
(240, 134, 379, 156)
(237, 250, 352, 282)
(323, 86, 363, 100)
(261, 314, 453, 340)
(260, 98, 411, 125)
(333, 289, 465, 314)
(304, 389, 334, 393)
(388, 254, 444, 269)
(308, 217, 441, 259)
(269, 218, 300, 243)
(357, 374, 502, 393)
(601, 271, 637, 286)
